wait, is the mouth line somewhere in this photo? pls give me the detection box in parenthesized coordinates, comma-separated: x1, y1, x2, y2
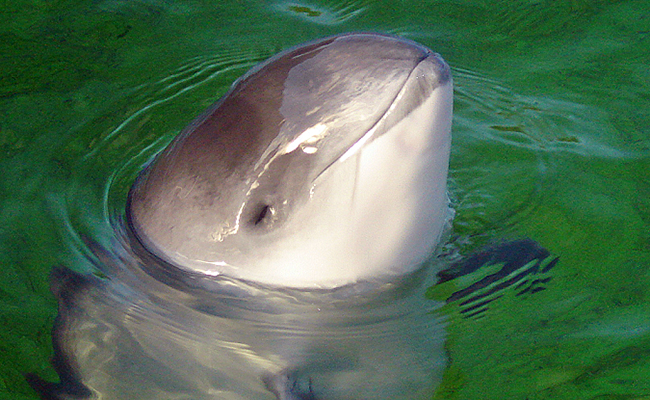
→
(312, 53, 434, 185)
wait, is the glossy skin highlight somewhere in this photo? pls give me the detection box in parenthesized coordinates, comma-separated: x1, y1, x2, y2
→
(128, 33, 453, 287)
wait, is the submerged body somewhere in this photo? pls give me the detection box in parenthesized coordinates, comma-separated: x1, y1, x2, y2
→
(30, 33, 454, 399)
(35, 241, 446, 400)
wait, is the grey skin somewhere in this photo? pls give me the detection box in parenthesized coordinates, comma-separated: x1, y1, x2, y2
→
(28, 33, 453, 400)
(128, 32, 453, 288)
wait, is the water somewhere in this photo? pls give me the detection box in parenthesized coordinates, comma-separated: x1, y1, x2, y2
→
(1, 0, 649, 399)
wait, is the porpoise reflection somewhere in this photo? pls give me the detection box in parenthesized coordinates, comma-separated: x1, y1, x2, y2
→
(30, 33, 454, 400)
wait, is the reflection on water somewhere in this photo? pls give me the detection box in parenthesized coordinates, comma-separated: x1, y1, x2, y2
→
(29, 223, 446, 400)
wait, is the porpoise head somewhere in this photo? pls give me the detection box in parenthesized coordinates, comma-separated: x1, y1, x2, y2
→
(127, 33, 453, 288)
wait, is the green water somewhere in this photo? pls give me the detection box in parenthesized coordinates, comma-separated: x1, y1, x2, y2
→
(1, 0, 649, 399)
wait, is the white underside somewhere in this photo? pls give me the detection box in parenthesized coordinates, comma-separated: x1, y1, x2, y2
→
(215, 80, 454, 287)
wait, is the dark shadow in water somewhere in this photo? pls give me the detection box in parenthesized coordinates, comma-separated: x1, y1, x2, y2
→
(435, 238, 559, 319)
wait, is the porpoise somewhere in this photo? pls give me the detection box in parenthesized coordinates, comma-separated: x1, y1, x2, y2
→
(28, 33, 453, 400)
(127, 32, 453, 288)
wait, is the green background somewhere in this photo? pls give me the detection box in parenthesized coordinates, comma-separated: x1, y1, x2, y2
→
(1, 0, 649, 399)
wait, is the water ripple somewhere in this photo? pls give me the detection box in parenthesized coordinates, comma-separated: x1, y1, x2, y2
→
(271, 0, 367, 25)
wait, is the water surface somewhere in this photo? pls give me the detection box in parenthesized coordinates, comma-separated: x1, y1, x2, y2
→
(1, 0, 649, 399)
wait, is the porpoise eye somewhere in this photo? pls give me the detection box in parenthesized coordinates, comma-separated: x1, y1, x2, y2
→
(251, 204, 274, 226)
